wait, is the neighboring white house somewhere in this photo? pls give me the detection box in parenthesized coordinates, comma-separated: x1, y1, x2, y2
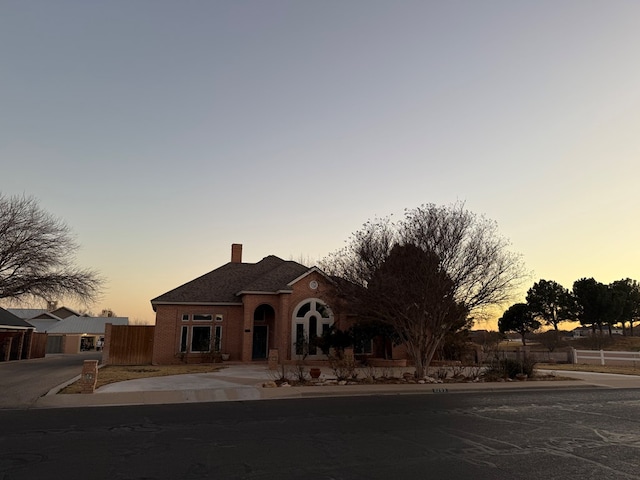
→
(572, 326, 624, 338)
(8, 307, 128, 353)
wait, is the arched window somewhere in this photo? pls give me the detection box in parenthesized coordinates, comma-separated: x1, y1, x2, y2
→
(292, 299, 333, 357)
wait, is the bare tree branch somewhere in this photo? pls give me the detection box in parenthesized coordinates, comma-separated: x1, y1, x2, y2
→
(0, 194, 104, 304)
(321, 202, 528, 377)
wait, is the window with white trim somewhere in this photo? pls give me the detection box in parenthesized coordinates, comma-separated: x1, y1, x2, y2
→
(214, 325, 222, 352)
(292, 299, 333, 357)
(180, 326, 189, 353)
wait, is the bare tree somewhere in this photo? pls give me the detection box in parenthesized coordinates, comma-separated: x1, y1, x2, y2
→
(321, 202, 526, 377)
(288, 254, 319, 267)
(366, 244, 469, 377)
(128, 317, 152, 325)
(400, 203, 526, 313)
(0, 194, 103, 304)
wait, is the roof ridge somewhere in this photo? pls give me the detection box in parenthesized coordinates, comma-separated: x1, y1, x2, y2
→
(151, 254, 311, 307)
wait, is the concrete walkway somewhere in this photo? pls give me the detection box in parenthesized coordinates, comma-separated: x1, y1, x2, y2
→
(30, 364, 640, 409)
(538, 368, 640, 388)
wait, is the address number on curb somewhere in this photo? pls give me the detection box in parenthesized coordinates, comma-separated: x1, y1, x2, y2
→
(432, 388, 448, 393)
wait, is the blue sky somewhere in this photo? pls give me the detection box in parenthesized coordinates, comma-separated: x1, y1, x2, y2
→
(2, 1, 639, 325)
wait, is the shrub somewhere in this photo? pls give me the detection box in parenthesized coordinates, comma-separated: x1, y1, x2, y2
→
(483, 357, 535, 380)
(328, 353, 357, 381)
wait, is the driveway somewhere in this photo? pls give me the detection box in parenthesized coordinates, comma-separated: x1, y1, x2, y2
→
(0, 352, 102, 409)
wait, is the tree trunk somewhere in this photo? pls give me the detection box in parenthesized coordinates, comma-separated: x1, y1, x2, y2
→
(423, 335, 444, 374)
(410, 335, 443, 379)
(413, 353, 426, 378)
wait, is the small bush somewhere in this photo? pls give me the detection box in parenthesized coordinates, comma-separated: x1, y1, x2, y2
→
(483, 357, 535, 380)
(329, 354, 357, 381)
(501, 358, 523, 378)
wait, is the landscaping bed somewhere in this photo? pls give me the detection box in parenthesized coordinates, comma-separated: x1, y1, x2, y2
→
(262, 362, 571, 388)
(60, 364, 223, 394)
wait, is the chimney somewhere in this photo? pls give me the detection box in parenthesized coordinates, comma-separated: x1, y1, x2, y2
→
(231, 243, 243, 263)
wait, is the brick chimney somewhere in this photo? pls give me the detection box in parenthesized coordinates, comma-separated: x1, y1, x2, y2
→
(231, 243, 243, 263)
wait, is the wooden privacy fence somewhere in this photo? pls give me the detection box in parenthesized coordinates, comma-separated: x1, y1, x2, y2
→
(0, 331, 47, 361)
(104, 324, 155, 365)
(572, 348, 640, 367)
(29, 332, 48, 359)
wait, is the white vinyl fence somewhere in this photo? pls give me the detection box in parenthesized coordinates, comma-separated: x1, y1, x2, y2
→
(571, 348, 640, 367)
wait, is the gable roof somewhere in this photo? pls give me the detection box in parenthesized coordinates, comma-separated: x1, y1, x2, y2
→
(32, 311, 63, 320)
(6, 308, 49, 320)
(31, 316, 129, 334)
(7, 307, 78, 321)
(151, 256, 310, 308)
(50, 306, 80, 319)
(26, 318, 59, 332)
(0, 307, 34, 329)
(286, 267, 333, 288)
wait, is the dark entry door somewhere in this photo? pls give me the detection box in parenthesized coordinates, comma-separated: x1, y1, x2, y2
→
(252, 325, 268, 359)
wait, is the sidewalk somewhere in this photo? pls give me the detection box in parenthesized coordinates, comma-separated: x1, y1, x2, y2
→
(32, 364, 640, 409)
(537, 368, 640, 389)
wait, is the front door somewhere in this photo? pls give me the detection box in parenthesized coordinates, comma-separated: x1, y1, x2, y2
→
(252, 325, 268, 359)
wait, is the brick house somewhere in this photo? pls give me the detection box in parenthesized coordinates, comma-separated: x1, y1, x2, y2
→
(150, 244, 349, 365)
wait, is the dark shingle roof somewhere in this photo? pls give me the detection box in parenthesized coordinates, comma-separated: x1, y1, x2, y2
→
(0, 307, 34, 329)
(151, 256, 310, 307)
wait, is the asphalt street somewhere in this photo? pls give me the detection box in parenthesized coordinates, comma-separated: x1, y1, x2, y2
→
(0, 352, 101, 408)
(2, 388, 640, 480)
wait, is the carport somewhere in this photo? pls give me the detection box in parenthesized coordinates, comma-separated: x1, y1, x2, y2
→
(0, 307, 37, 361)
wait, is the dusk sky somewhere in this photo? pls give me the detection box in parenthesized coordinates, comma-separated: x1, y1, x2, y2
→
(2, 1, 639, 326)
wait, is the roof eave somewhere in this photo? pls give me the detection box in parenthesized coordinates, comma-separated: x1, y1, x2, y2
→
(151, 301, 244, 311)
(287, 267, 333, 287)
(235, 290, 294, 296)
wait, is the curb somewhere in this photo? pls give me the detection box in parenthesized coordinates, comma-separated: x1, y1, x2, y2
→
(33, 379, 595, 409)
(43, 363, 107, 397)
